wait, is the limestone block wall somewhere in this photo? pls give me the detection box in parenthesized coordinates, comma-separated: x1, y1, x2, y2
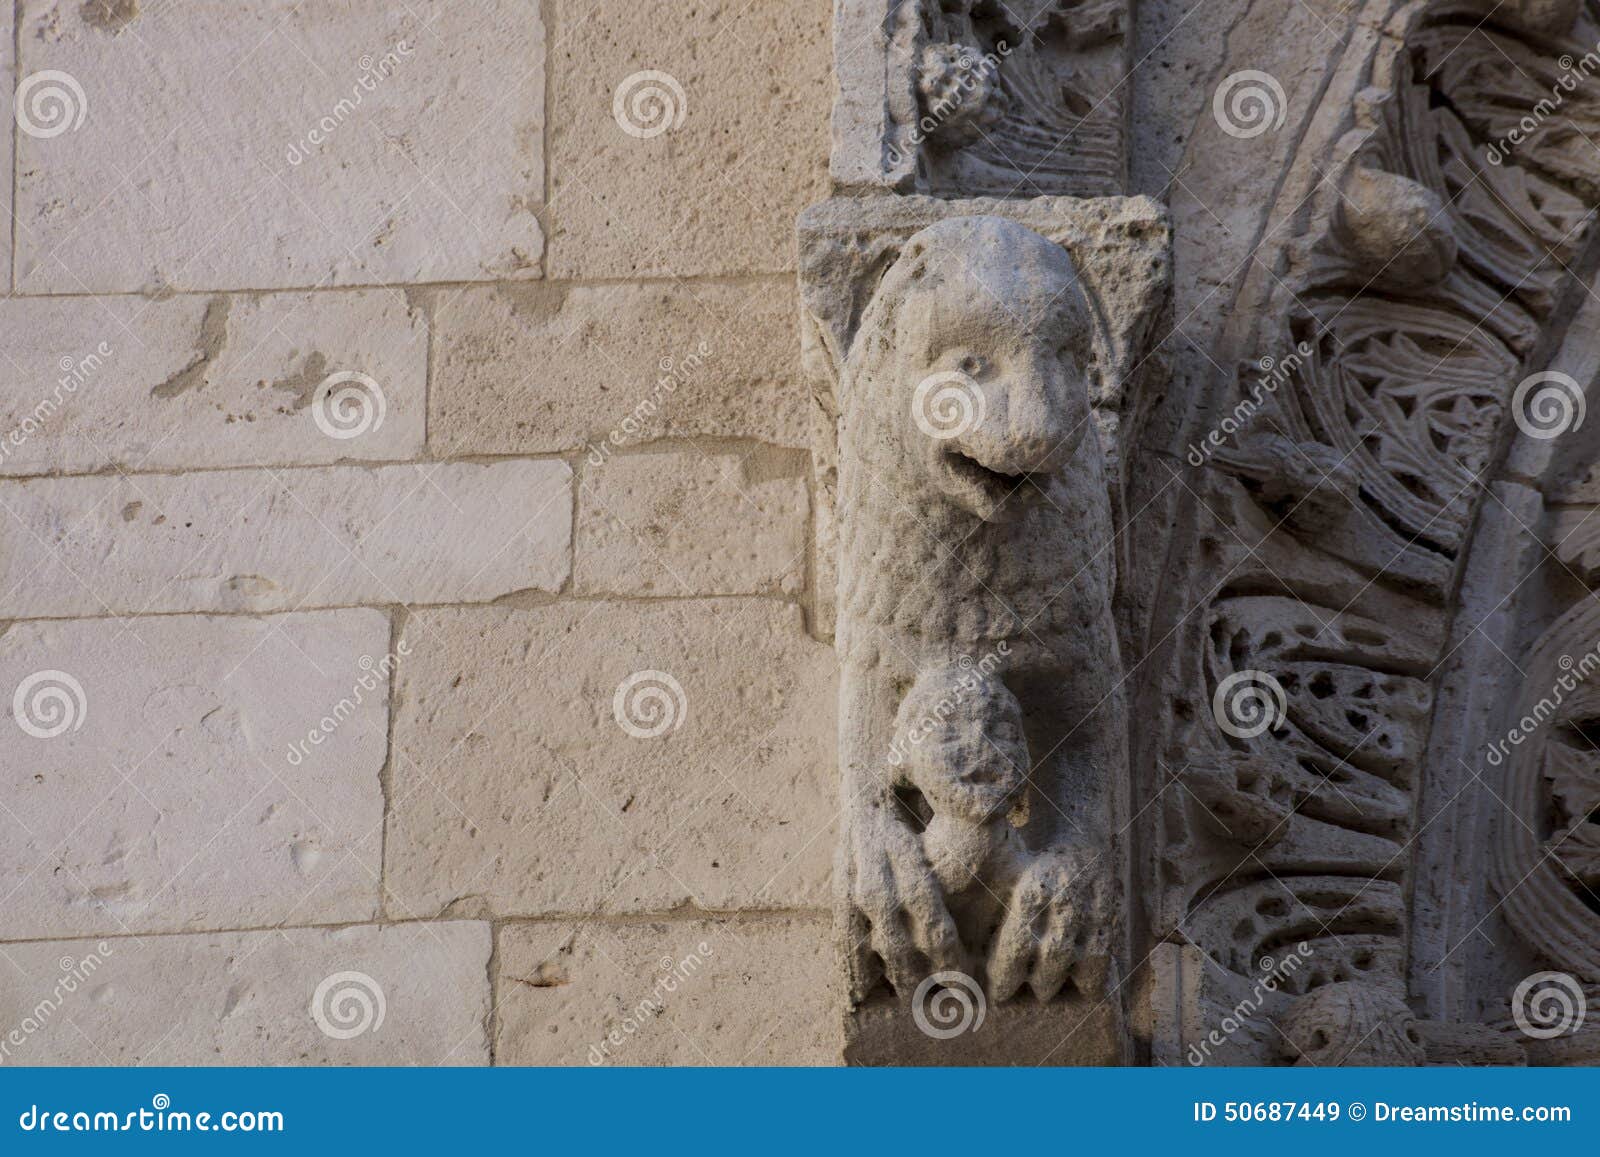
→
(0, 0, 839, 1065)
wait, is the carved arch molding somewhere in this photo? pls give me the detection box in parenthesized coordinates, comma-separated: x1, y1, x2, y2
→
(799, 0, 1600, 1064)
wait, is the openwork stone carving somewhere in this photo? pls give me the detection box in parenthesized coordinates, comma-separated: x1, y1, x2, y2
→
(1142, 0, 1600, 1064)
(831, 0, 1128, 196)
(800, 196, 1169, 1063)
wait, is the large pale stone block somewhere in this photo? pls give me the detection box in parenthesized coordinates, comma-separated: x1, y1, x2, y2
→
(496, 917, 837, 1064)
(0, 291, 425, 475)
(430, 280, 810, 456)
(0, 611, 387, 938)
(0, 3, 13, 287)
(15, 0, 543, 292)
(547, 0, 831, 278)
(577, 449, 808, 596)
(386, 600, 835, 918)
(0, 460, 571, 617)
(0, 922, 490, 1065)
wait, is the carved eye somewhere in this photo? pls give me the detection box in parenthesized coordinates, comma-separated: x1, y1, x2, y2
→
(959, 354, 987, 377)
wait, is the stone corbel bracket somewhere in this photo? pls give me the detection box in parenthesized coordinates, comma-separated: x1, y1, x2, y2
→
(798, 194, 1169, 1064)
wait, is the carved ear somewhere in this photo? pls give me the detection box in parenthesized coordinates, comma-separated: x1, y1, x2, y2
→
(797, 229, 907, 419)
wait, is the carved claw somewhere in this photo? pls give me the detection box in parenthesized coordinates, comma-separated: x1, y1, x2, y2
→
(987, 847, 1111, 1004)
(847, 807, 967, 1004)
(1186, 752, 1294, 848)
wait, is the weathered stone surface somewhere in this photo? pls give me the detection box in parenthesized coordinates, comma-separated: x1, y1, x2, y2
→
(7, 0, 1597, 1074)
(0, 2, 13, 288)
(430, 279, 810, 456)
(495, 917, 836, 1065)
(0, 922, 490, 1065)
(15, 0, 543, 293)
(547, 0, 831, 278)
(805, 207, 1134, 1064)
(0, 292, 426, 475)
(0, 611, 387, 939)
(1125, 0, 1600, 1069)
(0, 461, 571, 617)
(386, 600, 835, 918)
(576, 449, 808, 597)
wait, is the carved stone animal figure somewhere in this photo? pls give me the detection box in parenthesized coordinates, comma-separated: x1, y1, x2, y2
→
(834, 214, 1126, 1007)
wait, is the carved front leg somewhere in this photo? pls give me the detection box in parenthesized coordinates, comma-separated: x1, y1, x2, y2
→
(988, 843, 1112, 1003)
(843, 792, 967, 1003)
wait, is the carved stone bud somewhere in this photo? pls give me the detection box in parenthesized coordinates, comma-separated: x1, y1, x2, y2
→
(1278, 982, 1425, 1066)
(1334, 168, 1457, 290)
(1186, 753, 1293, 848)
(916, 42, 1005, 147)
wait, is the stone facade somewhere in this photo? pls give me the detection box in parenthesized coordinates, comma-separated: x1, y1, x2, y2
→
(0, 0, 834, 1067)
(4, 0, 1600, 1067)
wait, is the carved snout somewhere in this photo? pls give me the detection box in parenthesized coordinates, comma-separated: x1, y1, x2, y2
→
(947, 377, 1084, 478)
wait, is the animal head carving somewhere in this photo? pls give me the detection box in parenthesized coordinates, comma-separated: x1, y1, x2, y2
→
(845, 215, 1095, 522)
(892, 666, 1028, 821)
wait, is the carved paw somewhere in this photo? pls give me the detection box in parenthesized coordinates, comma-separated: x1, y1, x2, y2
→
(987, 847, 1112, 1004)
(1187, 753, 1294, 848)
(846, 808, 967, 1004)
